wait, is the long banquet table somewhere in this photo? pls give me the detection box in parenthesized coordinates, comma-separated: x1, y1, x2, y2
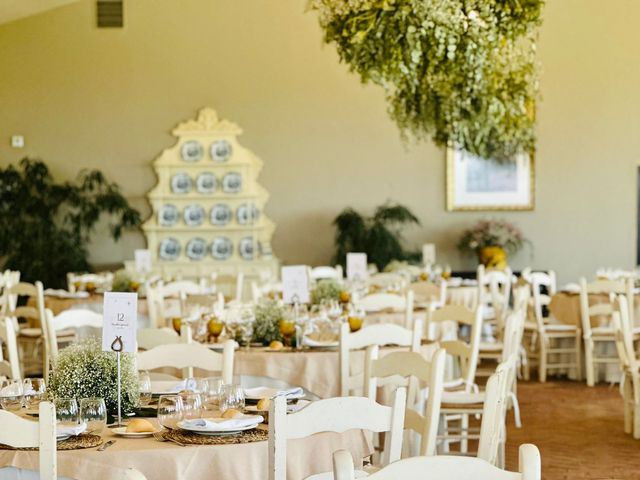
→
(0, 424, 371, 480)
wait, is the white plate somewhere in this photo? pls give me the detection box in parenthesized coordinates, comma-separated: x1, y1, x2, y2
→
(111, 426, 159, 438)
(177, 416, 261, 434)
(244, 387, 305, 401)
(303, 337, 338, 348)
(56, 434, 71, 442)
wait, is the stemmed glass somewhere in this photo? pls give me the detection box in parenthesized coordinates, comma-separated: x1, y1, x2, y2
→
(224, 308, 241, 343)
(157, 395, 184, 430)
(279, 311, 296, 349)
(239, 307, 255, 350)
(179, 392, 203, 420)
(205, 313, 225, 343)
(347, 305, 365, 332)
(0, 379, 24, 412)
(219, 384, 245, 414)
(80, 398, 107, 434)
(202, 377, 224, 411)
(54, 398, 79, 426)
(22, 378, 46, 409)
(139, 371, 152, 406)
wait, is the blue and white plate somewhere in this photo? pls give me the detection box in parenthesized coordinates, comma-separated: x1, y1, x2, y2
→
(211, 237, 233, 260)
(183, 204, 205, 226)
(222, 172, 242, 193)
(159, 238, 181, 261)
(210, 204, 232, 226)
(180, 140, 204, 162)
(236, 203, 260, 225)
(210, 140, 233, 163)
(196, 172, 217, 194)
(186, 238, 208, 260)
(239, 237, 255, 260)
(170, 173, 192, 194)
(159, 204, 179, 227)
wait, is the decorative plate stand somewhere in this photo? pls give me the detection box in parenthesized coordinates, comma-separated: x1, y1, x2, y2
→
(142, 108, 278, 278)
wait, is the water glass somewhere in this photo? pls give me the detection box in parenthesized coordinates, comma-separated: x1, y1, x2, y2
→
(139, 371, 152, 406)
(179, 392, 203, 420)
(157, 395, 184, 429)
(22, 378, 46, 409)
(202, 377, 224, 410)
(79, 398, 107, 434)
(54, 398, 79, 426)
(219, 384, 245, 414)
(0, 379, 24, 412)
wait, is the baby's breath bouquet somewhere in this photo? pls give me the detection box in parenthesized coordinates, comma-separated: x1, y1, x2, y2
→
(253, 300, 285, 345)
(48, 337, 139, 414)
(457, 219, 526, 255)
(310, 279, 343, 305)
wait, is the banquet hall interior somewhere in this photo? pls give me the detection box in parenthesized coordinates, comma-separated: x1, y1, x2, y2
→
(0, 0, 638, 479)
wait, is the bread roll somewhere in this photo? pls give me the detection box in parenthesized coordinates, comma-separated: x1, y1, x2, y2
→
(126, 418, 155, 433)
(221, 408, 243, 419)
(269, 340, 284, 350)
(257, 398, 270, 410)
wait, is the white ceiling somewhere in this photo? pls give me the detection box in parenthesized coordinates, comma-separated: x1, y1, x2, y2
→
(0, 0, 78, 25)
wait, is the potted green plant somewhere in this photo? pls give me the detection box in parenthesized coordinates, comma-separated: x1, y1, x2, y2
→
(457, 219, 526, 269)
(0, 158, 141, 288)
(332, 202, 420, 271)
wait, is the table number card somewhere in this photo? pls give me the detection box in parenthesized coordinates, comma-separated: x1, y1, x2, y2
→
(281, 265, 310, 304)
(134, 249, 152, 274)
(422, 243, 436, 266)
(346, 253, 368, 281)
(102, 292, 138, 353)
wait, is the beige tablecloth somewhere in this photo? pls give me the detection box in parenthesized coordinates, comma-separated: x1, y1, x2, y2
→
(235, 344, 438, 399)
(549, 293, 640, 327)
(0, 425, 371, 480)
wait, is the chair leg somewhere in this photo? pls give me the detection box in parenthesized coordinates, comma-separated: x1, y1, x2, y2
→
(584, 339, 595, 387)
(623, 378, 632, 435)
(460, 414, 469, 453)
(508, 391, 522, 428)
(574, 333, 583, 381)
(539, 341, 547, 383)
(633, 402, 640, 440)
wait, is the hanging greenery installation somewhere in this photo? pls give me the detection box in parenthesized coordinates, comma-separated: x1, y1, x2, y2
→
(310, 0, 543, 160)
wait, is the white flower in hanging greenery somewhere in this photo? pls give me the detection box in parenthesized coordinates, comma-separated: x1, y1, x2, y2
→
(309, 0, 543, 160)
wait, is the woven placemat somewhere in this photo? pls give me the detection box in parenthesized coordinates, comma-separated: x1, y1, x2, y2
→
(162, 428, 267, 446)
(0, 434, 103, 451)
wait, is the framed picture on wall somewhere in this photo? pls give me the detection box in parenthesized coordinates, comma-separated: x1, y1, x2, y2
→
(446, 148, 535, 211)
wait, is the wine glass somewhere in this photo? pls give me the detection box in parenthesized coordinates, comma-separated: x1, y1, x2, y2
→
(279, 309, 296, 348)
(80, 398, 107, 434)
(157, 395, 184, 430)
(442, 265, 452, 280)
(54, 398, 79, 426)
(139, 371, 152, 406)
(0, 379, 23, 411)
(179, 392, 203, 420)
(239, 308, 255, 350)
(219, 384, 245, 414)
(22, 378, 46, 409)
(206, 314, 224, 343)
(347, 306, 365, 333)
(172, 317, 182, 334)
(202, 377, 224, 411)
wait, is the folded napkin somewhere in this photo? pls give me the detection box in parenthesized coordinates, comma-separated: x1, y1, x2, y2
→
(44, 289, 90, 299)
(57, 422, 87, 437)
(244, 387, 304, 399)
(180, 415, 262, 431)
(561, 283, 580, 293)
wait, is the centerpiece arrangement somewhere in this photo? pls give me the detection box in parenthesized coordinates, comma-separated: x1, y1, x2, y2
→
(457, 219, 526, 269)
(48, 337, 140, 415)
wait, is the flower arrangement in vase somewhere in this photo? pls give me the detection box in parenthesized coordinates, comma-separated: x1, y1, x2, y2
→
(457, 219, 526, 269)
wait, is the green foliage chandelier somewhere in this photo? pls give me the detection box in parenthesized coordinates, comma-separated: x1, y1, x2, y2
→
(310, 0, 543, 159)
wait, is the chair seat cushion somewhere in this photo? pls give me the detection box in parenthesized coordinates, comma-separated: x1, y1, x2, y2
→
(479, 342, 503, 352)
(545, 324, 578, 332)
(19, 328, 76, 338)
(441, 391, 485, 405)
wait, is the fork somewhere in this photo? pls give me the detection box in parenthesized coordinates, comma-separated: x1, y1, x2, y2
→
(153, 431, 186, 447)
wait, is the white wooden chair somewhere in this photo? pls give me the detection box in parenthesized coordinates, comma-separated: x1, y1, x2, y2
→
(477, 265, 512, 330)
(332, 443, 541, 480)
(339, 320, 422, 396)
(137, 327, 181, 350)
(579, 277, 631, 386)
(0, 316, 21, 379)
(358, 291, 415, 329)
(268, 388, 407, 480)
(409, 282, 447, 310)
(310, 266, 344, 282)
(527, 272, 582, 382)
(136, 341, 234, 383)
(612, 296, 640, 438)
(368, 273, 407, 290)
(364, 347, 446, 456)
(0, 401, 56, 479)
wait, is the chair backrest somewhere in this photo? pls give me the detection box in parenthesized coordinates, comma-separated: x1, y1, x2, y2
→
(579, 277, 628, 337)
(339, 320, 422, 396)
(368, 273, 407, 289)
(0, 402, 56, 479)
(358, 291, 415, 329)
(613, 295, 636, 371)
(477, 355, 518, 465)
(478, 265, 512, 319)
(145, 281, 165, 329)
(364, 347, 446, 456)
(531, 271, 556, 333)
(409, 282, 447, 308)
(0, 316, 21, 379)
(162, 280, 202, 297)
(426, 305, 483, 391)
(6, 281, 46, 326)
(137, 327, 181, 350)
(136, 341, 234, 383)
(332, 443, 541, 480)
(269, 388, 407, 480)
(310, 266, 343, 281)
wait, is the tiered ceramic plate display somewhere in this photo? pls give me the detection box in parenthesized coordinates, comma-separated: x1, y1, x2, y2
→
(142, 108, 278, 277)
